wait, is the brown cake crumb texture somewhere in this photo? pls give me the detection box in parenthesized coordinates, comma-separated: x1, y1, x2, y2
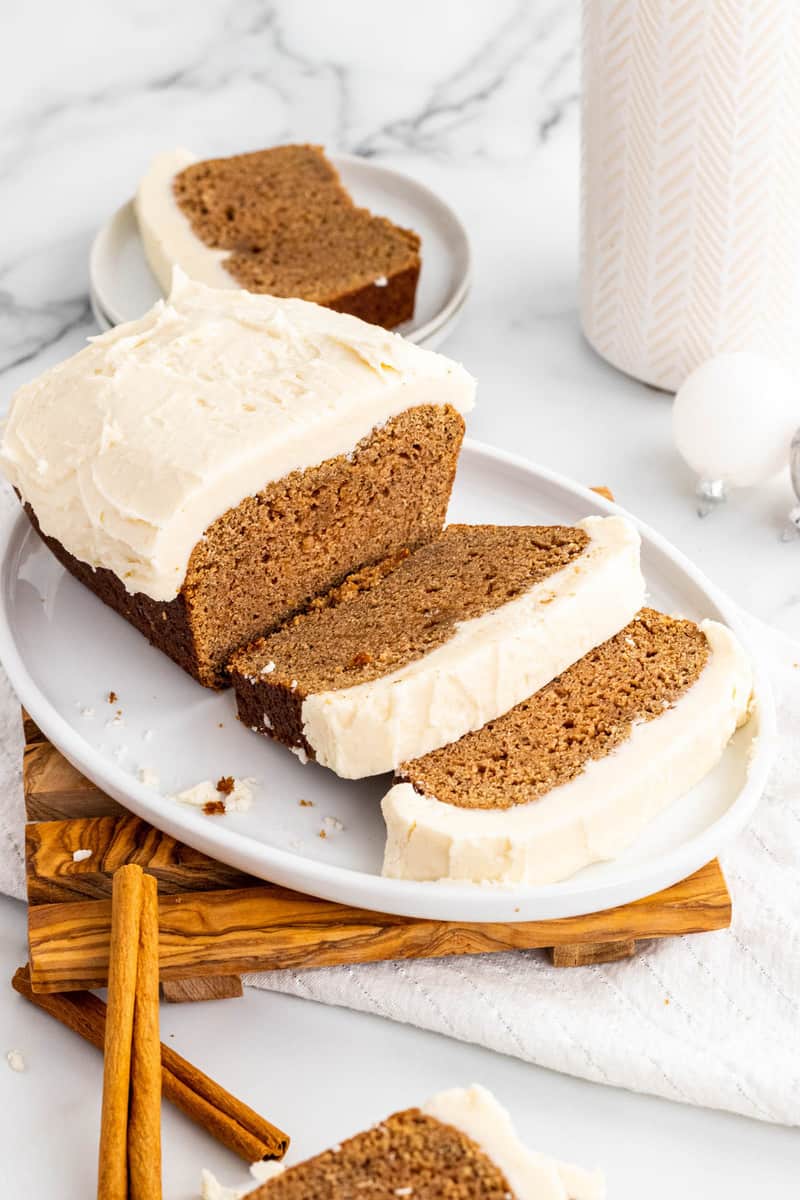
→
(398, 609, 710, 810)
(230, 524, 589, 754)
(29, 405, 464, 689)
(248, 1109, 514, 1200)
(172, 144, 421, 329)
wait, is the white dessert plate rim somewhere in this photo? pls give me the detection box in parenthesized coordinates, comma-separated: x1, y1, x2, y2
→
(89, 152, 472, 347)
(0, 441, 774, 923)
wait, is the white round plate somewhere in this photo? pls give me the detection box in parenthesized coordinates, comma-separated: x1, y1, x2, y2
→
(0, 442, 774, 923)
(90, 154, 471, 349)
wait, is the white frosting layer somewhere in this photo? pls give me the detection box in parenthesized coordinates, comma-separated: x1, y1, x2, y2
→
(0, 273, 474, 601)
(136, 148, 238, 293)
(301, 516, 645, 778)
(382, 620, 753, 884)
(423, 1086, 605, 1200)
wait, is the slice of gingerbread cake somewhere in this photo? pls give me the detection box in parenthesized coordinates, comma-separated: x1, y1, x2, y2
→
(239, 1085, 604, 1200)
(229, 516, 645, 777)
(136, 145, 421, 329)
(0, 272, 473, 688)
(382, 609, 753, 884)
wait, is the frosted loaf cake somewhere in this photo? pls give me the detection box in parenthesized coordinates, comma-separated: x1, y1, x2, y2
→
(230, 517, 645, 776)
(382, 610, 753, 885)
(244, 1084, 605, 1200)
(137, 145, 421, 329)
(0, 273, 473, 686)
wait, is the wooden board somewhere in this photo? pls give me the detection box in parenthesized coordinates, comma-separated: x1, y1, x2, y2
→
(22, 712, 733, 993)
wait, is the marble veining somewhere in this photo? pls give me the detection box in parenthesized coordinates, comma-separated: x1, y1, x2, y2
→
(1, 0, 798, 637)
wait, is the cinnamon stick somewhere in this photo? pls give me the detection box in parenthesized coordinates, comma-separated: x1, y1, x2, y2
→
(99, 863, 143, 1200)
(12, 966, 289, 1163)
(128, 873, 162, 1199)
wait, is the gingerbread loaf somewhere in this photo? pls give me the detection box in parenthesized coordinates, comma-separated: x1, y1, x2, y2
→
(229, 516, 645, 776)
(1, 274, 473, 687)
(242, 1085, 604, 1200)
(382, 609, 753, 885)
(137, 145, 421, 329)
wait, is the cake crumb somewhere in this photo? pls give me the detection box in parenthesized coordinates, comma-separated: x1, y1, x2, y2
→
(72, 848, 93, 863)
(216, 776, 235, 796)
(6, 1049, 26, 1072)
(299, 798, 314, 807)
(318, 829, 327, 839)
(173, 778, 255, 813)
(199, 1168, 245, 1200)
(249, 1161, 285, 1184)
(107, 691, 118, 704)
(322, 815, 344, 834)
(350, 651, 373, 668)
(139, 766, 160, 789)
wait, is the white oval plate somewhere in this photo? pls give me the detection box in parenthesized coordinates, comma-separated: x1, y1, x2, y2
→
(90, 153, 471, 349)
(0, 442, 774, 923)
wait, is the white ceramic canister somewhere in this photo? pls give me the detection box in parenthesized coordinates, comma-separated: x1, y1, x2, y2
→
(580, 0, 800, 392)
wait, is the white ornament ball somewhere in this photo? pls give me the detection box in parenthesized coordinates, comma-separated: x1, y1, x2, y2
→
(672, 352, 798, 488)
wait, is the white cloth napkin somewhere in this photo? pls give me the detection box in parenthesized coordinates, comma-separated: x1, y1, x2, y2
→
(1, 578, 798, 1125)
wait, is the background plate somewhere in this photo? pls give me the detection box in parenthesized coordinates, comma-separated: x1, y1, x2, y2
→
(0, 442, 774, 922)
(90, 153, 471, 348)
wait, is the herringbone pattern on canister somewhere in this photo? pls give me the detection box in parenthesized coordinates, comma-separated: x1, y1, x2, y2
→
(581, 0, 800, 392)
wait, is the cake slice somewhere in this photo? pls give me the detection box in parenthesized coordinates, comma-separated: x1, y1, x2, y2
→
(137, 145, 421, 329)
(0, 273, 473, 688)
(241, 1085, 604, 1200)
(229, 515, 645, 777)
(382, 609, 753, 884)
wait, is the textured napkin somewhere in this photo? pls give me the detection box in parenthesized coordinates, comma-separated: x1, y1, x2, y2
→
(1, 528, 797, 1122)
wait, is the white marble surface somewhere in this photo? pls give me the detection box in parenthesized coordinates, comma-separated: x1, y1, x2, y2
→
(2, 2, 798, 1194)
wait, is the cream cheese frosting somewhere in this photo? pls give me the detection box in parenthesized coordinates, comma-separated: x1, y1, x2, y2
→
(136, 148, 237, 293)
(423, 1086, 605, 1200)
(382, 620, 753, 885)
(0, 272, 475, 601)
(300, 515, 645, 778)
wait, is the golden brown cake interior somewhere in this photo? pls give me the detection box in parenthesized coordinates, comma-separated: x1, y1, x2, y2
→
(398, 608, 710, 810)
(231, 524, 589, 693)
(31, 404, 464, 689)
(172, 144, 421, 328)
(248, 1109, 514, 1200)
(229, 524, 589, 754)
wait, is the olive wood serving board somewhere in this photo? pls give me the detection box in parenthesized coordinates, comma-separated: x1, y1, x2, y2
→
(22, 711, 732, 997)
